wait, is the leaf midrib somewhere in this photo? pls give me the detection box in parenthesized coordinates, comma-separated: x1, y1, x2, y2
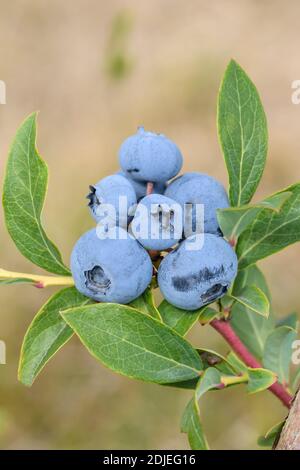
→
(67, 315, 201, 377)
(13, 118, 67, 272)
(235, 68, 245, 206)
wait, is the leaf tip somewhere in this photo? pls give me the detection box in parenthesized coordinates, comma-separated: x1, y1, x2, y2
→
(22, 110, 39, 127)
(17, 366, 34, 387)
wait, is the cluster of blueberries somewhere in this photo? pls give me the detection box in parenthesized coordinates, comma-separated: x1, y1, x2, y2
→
(71, 127, 238, 311)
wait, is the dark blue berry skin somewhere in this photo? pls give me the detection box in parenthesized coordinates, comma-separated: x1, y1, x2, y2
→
(158, 233, 238, 311)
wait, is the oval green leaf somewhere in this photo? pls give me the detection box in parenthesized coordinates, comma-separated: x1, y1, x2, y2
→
(247, 368, 277, 394)
(230, 266, 275, 359)
(263, 326, 297, 385)
(158, 300, 201, 336)
(130, 288, 162, 321)
(61, 303, 203, 384)
(231, 285, 270, 318)
(237, 183, 300, 269)
(18, 287, 91, 386)
(217, 191, 292, 241)
(218, 60, 268, 207)
(181, 398, 209, 451)
(2, 113, 70, 275)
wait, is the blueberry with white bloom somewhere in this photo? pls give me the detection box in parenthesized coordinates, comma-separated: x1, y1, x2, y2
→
(71, 228, 153, 303)
(165, 172, 229, 236)
(158, 233, 238, 310)
(119, 127, 183, 183)
(87, 174, 136, 228)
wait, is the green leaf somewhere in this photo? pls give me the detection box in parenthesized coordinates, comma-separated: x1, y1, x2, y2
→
(198, 349, 236, 375)
(163, 350, 230, 391)
(165, 378, 198, 390)
(181, 366, 250, 450)
(222, 353, 276, 392)
(2, 113, 70, 275)
(237, 183, 300, 268)
(225, 351, 248, 374)
(198, 306, 219, 325)
(218, 59, 268, 206)
(18, 287, 91, 386)
(217, 205, 260, 243)
(181, 399, 209, 450)
(196, 367, 249, 396)
(259, 192, 294, 211)
(129, 288, 162, 321)
(217, 191, 292, 242)
(61, 303, 203, 384)
(158, 300, 201, 336)
(195, 367, 249, 397)
(277, 312, 298, 330)
(220, 294, 234, 311)
(263, 326, 297, 385)
(181, 368, 224, 451)
(247, 368, 277, 394)
(232, 264, 271, 300)
(230, 303, 274, 360)
(231, 285, 270, 318)
(195, 367, 223, 399)
(230, 266, 274, 359)
(258, 421, 284, 448)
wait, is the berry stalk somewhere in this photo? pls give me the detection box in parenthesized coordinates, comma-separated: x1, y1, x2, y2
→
(211, 318, 293, 408)
(0, 268, 74, 288)
(146, 182, 154, 195)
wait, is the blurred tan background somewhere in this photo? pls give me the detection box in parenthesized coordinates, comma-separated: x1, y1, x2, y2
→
(0, 0, 300, 450)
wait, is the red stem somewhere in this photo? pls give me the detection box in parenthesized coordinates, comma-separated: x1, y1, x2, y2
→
(146, 182, 154, 195)
(211, 319, 293, 408)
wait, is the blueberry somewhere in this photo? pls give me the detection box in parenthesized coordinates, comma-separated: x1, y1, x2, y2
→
(157, 233, 238, 310)
(164, 172, 229, 236)
(87, 174, 136, 228)
(119, 127, 183, 183)
(131, 194, 183, 251)
(71, 228, 153, 303)
(117, 170, 166, 201)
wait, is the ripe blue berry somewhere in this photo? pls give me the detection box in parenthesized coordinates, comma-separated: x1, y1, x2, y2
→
(131, 194, 182, 251)
(119, 127, 183, 183)
(87, 174, 136, 228)
(164, 172, 229, 236)
(157, 233, 238, 310)
(71, 228, 153, 303)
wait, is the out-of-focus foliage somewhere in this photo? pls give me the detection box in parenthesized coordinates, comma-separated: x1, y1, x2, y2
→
(104, 9, 134, 80)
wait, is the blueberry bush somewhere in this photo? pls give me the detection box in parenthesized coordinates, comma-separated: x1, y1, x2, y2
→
(1, 60, 300, 450)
